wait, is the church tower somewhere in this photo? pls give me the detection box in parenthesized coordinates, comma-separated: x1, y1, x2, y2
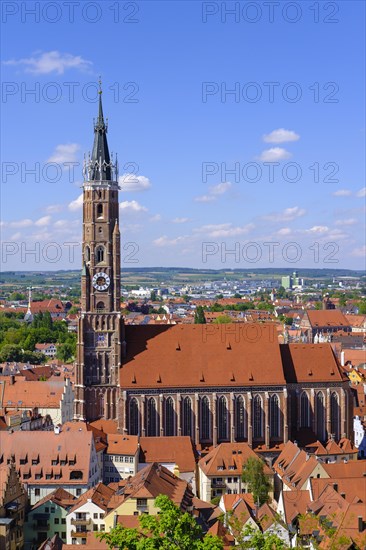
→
(74, 85, 124, 422)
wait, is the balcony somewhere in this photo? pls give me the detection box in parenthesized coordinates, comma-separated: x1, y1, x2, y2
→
(33, 522, 50, 530)
(71, 518, 92, 526)
(212, 481, 226, 488)
(71, 530, 89, 537)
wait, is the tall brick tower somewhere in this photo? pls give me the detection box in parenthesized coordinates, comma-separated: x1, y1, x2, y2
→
(74, 85, 124, 421)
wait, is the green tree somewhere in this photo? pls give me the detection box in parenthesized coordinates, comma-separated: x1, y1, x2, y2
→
(9, 292, 26, 301)
(97, 494, 223, 549)
(56, 342, 75, 363)
(216, 294, 224, 299)
(357, 300, 366, 314)
(150, 290, 157, 302)
(68, 306, 79, 314)
(0, 344, 22, 362)
(228, 523, 288, 549)
(194, 306, 206, 324)
(213, 315, 232, 324)
(242, 457, 271, 506)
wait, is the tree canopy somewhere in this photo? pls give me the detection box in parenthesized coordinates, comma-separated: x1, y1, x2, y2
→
(97, 494, 223, 549)
(242, 457, 272, 506)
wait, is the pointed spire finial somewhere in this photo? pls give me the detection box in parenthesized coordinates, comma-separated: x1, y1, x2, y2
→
(98, 75, 102, 95)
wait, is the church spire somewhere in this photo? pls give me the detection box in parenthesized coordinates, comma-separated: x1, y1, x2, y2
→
(90, 79, 111, 181)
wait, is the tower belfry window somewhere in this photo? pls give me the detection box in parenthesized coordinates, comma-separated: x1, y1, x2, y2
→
(97, 204, 103, 218)
(96, 246, 104, 263)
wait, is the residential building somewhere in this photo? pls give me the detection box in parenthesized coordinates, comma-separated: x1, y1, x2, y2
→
(66, 483, 114, 545)
(103, 434, 139, 483)
(0, 422, 102, 504)
(103, 463, 194, 531)
(24, 488, 75, 549)
(198, 442, 273, 502)
(0, 377, 74, 427)
(35, 344, 58, 358)
(0, 462, 27, 550)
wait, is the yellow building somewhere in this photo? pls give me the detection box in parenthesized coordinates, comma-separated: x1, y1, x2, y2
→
(104, 463, 193, 532)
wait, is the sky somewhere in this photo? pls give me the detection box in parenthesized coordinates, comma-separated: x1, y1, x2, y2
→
(1, 0, 365, 271)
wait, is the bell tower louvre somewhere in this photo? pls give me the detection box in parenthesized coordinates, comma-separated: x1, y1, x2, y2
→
(74, 84, 124, 422)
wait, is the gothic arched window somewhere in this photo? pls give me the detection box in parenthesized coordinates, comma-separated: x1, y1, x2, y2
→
(330, 392, 340, 440)
(270, 394, 280, 438)
(165, 397, 175, 436)
(129, 398, 139, 435)
(84, 245, 90, 262)
(96, 301, 105, 311)
(235, 395, 246, 440)
(300, 391, 310, 428)
(96, 245, 104, 263)
(182, 396, 192, 437)
(218, 395, 228, 441)
(147, 397, 157, 437)
(316, 392, 325, 441)
(201, 396, 211, 441)
(253, 395, 263, 439)
(97, 203, 103, 218)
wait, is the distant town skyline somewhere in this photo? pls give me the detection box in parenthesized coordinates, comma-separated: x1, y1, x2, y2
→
(1, 1, 365, 270)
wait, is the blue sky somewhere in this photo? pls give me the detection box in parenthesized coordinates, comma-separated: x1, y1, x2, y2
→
(1, 0, 365, 271)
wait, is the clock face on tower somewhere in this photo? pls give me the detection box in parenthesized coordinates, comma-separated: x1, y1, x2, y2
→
(92, 272, 110, 291)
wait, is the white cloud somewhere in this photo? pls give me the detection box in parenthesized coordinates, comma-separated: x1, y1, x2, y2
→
(35, 216, 51, 227)
(10, 232, 21, 240)
(264, 206, 306, 222)
(45, 204, 63, 213)
(306, 225, 329, 234)
(277, 227, 292, 236)
(334, 218, 357, 226)
(332, 189, 352, 196)
(120, 200, 147, 213)
(350, 245, 366, 257)
(48, 143, 80, 164)
(356, 187, 366, 197)
(263, 128, 300, 144)
(149, 214, 162, 222)
(68, 193, 83, 211)
(194, 181, 231, 202)
(194, 195, 215, 203)
(120, 174, 151, 192)
(153, 235, 187, 247)
(194, 223, 254, 238)
(257, 147, 292, 162)
(9, 219, 33, 228)
(210, 182, 232, 195)
(172, 217, 189, 223)
(4, 51, 92, 75)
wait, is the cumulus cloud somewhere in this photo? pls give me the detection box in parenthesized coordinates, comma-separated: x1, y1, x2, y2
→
(194, 181, 231, 202)
(277, 227, 292, 236)
(263, 128, 300, 143)
(257, 147, 292, 162)
(334, 218, 357, 226)
(356, 187, 366, 197)
(9, 219, 33, 228)
(264, 206, 306, 222)
(48, 143, 80, 164)
(194, 195, 215, 203)
(332, 189, 352, 196)
(153, 235, 187, 247)
(149, 214, 162, 222)
(35, 216, 51, 227)
(45, 204, 63, 214)
(305, 225, 329, 234)
(172, 217, 190, 223)
(350, 245, 366, 257)
(194, 223, 254, 238)
(68, 193, 83, 211)
(120, 174, 151, 192)
(4, 51, 92, 75)
(120, 200, 147, 213)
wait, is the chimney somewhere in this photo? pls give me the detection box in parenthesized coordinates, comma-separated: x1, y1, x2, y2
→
(358, 517, 363, 533)
(340, 351, 345, 366)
